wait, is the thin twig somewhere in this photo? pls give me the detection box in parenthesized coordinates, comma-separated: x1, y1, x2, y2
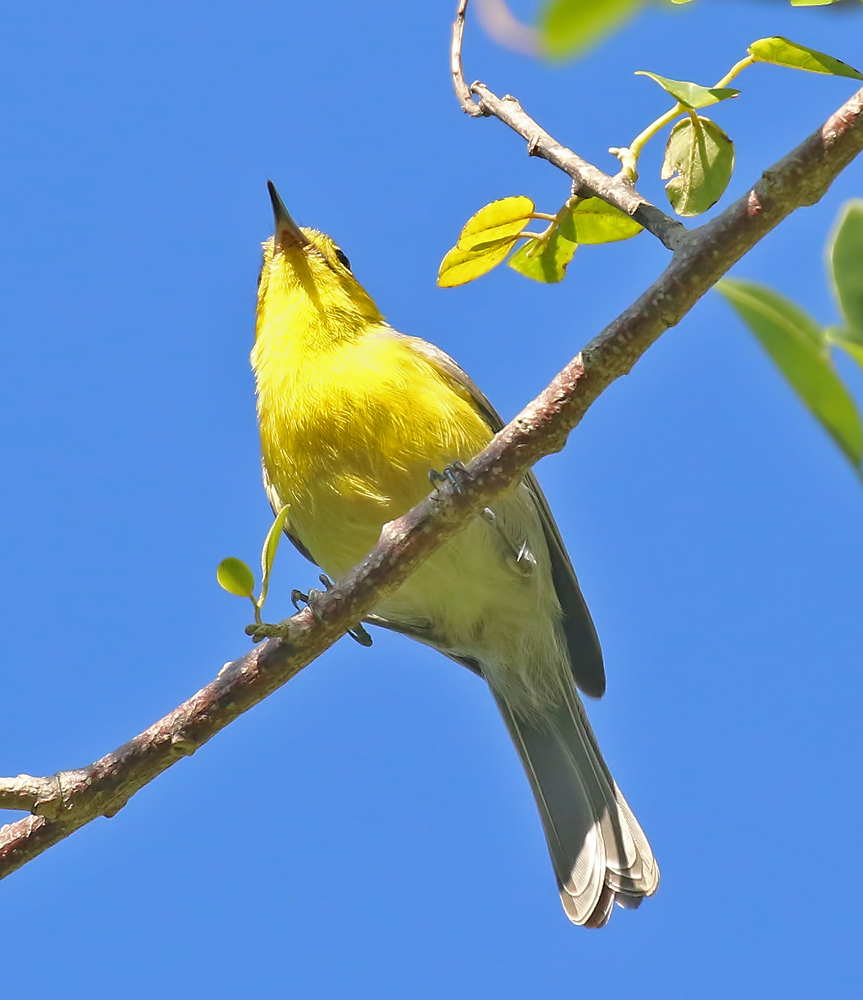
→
(1, 82, 862, 882)
(452, 0, 484, 117)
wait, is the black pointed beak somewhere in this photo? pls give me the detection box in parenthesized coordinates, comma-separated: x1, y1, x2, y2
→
(268, 181, 308, 249)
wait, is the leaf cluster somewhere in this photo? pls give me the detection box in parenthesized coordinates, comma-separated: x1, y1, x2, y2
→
(438, 195, 642, 287)
(626, 38, 862, 217)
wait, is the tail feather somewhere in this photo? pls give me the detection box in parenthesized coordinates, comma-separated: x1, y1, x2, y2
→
(493, 685, 658, 927)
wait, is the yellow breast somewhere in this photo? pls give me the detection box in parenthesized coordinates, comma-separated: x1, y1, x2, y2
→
(254, 327, 492, 577)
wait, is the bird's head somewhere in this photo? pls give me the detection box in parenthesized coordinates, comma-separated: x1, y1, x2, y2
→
(255, 182, 382, 344)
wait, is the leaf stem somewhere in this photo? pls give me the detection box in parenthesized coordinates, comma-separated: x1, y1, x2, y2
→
(612, 55, 755, 181)
(714, 55, 755, 90)
(614, 106, 683, 180)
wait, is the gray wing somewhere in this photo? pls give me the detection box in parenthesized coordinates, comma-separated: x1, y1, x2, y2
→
(404, 335, 606, 698)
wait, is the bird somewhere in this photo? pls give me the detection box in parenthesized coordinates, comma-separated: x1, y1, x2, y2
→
(251, 181, 659, 927)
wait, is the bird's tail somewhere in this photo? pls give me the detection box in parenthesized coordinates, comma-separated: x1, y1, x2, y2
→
(492, 683, 659, 927)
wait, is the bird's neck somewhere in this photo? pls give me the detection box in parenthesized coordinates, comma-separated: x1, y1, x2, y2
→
(257, 261, 383, 344)
(251, 278, 385, 418)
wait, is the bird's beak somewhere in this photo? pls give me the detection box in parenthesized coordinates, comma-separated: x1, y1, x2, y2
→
(268, 180, 308, 250)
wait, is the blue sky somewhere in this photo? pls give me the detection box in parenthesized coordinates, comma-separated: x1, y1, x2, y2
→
(0, 1, 861, 996)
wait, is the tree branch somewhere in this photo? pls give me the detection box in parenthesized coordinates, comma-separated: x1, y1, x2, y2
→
(451, 0, 690, 251)
(2, 30, 863, 884)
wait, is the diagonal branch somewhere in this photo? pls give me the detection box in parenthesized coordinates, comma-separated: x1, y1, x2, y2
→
(2, 57, 863, 884)
(451, 0, 690, 251)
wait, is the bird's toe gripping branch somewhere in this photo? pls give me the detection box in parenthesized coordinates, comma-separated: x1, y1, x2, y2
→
(428, 460, 469, 495)
(292, 575, 374, 647)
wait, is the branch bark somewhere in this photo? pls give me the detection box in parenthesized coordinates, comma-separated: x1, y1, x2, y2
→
(2, 10, 863, 883)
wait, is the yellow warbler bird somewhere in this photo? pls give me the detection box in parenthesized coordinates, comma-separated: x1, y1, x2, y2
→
(252, 182, 659, 927)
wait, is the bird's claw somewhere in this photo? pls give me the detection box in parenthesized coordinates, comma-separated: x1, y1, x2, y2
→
(347, 622, 374, 647)
(289, 579, 373, 648)
(291, 587, 323, 616)
(429, 460, 469, 495)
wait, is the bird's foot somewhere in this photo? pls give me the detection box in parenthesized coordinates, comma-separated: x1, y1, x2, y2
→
(291, 581, 325, 617)
(285, 575, 374, 647)
(244, 575, 374, 647)
(428, 460, 469, 495)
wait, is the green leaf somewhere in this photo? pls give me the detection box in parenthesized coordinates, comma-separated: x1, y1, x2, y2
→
(748, 36, 863, 80)
(437, 238, 517, 288)
(261, 504, 291, 585)
(661, 115, 735, 217)
(791, 0, 844, 6)
(457, 196, 535, 251)
(827, 199, 863, 336)
(719, 278, 863, 468)
(558, 197, 643, 244)
(217, 557, 256, 598)
(635, 71, 739, 109)
(508, 230, 577, 283)
(730, 281, 823, 346)
(540, 0, 643, 60)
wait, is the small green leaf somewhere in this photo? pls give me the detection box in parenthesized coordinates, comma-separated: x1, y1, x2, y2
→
(748, 36, 863, 80)
(508, 230, 577, 283)
(558, 197, 643, 244)
(827, 199, 863, 336)
(217, 557, 256, 598)
(437, 239, 517, 288)
(540, 0, 643, 60)
(635, 71, 740, 109)
(719, 278, 863, 468)
(791, 0, 843, 6)
(261, 504, 291, 584)
(457, 196, 535, 251)
(661, 115, 735, 217)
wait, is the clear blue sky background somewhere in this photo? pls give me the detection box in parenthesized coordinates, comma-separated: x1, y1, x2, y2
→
(0, 1, 861, 996)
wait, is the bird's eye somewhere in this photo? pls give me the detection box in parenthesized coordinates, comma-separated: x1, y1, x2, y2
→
(334, 248, 351, 271)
